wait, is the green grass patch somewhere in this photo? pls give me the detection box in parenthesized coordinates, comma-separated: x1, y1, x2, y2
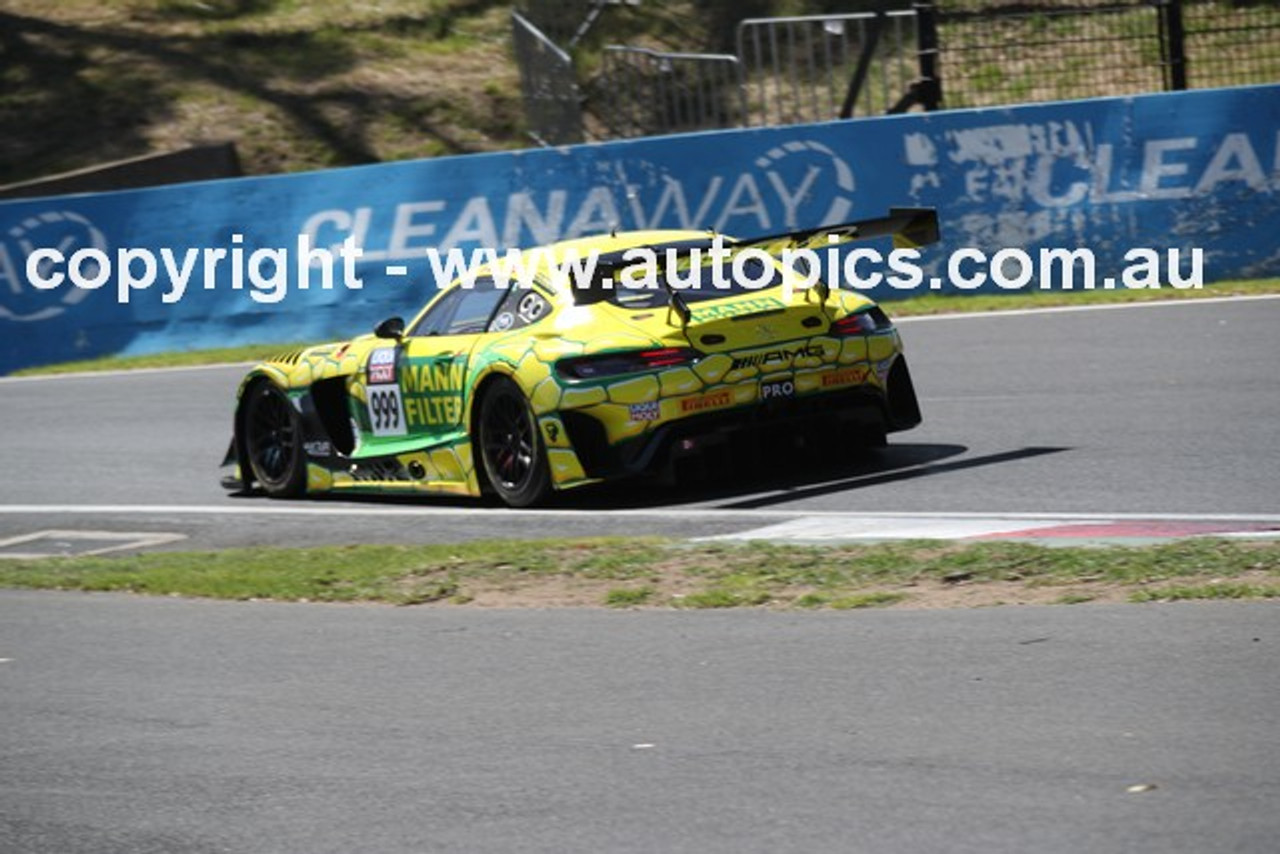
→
(604, 586, 657, 607)
(1, 0, 524, 183)
(787, 589, 911, 609)
(886, 278, 1280, 318)
(6, 0, 1278, 185)
(676, 588, 773, 609)
(828, 592, 908, 610)
(1130, 583, 1280, 603)
(10, 342, 316, 376)
(2, 536, 1277, 610)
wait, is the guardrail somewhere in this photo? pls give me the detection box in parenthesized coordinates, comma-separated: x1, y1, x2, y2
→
(597, 47, 745, 139)
(2, 84, 1277, 374)
(511, 10, 583, 146)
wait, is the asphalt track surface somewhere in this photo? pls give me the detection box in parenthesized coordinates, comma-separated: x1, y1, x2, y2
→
(2, 297, 1279, 852)
(2, 592, 1277, 853)
(1, 296, 1277, 547)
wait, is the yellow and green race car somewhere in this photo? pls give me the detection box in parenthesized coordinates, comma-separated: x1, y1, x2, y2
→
(222, 208, 936, 506)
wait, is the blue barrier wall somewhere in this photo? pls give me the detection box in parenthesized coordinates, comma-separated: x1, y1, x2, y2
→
(2, 84, 1278, 374)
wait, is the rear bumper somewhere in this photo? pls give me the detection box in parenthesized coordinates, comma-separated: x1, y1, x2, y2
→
(562, 358, 921, 480)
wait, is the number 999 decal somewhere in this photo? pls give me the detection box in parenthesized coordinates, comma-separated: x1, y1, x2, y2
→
(367, 384, 407, 437)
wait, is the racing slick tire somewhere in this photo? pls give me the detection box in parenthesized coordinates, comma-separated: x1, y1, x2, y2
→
(241, 381, 307, 498)
(477, 378, 551, 508)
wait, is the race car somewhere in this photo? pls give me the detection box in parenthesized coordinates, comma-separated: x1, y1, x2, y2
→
(221, 208, 936, 507)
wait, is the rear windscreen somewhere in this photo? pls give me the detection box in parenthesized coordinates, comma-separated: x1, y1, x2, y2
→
(607, 254, 785, 310)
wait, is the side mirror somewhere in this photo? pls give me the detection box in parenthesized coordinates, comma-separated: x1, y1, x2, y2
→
(374, 316, 405, 340)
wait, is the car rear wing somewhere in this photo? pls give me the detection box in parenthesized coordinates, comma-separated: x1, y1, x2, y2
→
(737, 207, 940, 256)
(573, 207, 939, 306)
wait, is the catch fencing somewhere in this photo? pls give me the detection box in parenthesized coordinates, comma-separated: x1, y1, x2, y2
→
(933, 0, 1280, 108)
(736, 11, 923, 126)
(519, 1, 1280, 141)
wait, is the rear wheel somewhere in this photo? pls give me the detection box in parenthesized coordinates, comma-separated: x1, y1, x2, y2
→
(242, 382, 306, 497)
(478, 379, 551, 508)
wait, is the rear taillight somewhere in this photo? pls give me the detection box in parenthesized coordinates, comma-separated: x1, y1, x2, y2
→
(830, 307, 891, 336)
(556, 347, 701, 380)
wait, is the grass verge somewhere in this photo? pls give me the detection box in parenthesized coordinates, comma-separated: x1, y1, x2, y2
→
(10, 280, 1279, 378)
(10, 342, 315, 377)
(885, 278, 1280, 317)
(1, 537, 1277, 610)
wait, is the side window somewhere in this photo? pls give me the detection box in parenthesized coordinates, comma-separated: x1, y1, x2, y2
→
(411, 287, 466, 337)
(445, 283, 507, 335)
(412, 277, 506, 338)
(487, 288, 550, 334)
(411, 277, 534, 336)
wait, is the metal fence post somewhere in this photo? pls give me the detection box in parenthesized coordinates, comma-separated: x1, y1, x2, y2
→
(914, 0, 942, 110)
(1158, 0, 1188, 91)
(839, 11, 885, 119)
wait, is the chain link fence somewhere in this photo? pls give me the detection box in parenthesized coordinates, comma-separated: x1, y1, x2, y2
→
(1183, 0, 1280, 88)
(934, 0, 1280, 109)
(936, 1, 1166, 108)
(736, 11, 920, 126)
(512, 1, 1279, 143)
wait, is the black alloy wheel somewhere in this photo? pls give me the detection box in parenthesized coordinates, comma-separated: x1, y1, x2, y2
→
(478, 379, 551, 507)
(242, 382, 306, 497)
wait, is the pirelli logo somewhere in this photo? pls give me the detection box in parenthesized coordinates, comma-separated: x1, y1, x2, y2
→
(680, 390, 733, 413)
(821, 366, 870, 387)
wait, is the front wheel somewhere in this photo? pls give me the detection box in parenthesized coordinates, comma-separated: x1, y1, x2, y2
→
(241, 381, 306, 498)
(478, 379, 551, 508)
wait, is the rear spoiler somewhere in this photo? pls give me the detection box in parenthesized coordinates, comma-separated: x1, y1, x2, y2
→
(738, 207, 940, 256)
(573, 207, 939, 306)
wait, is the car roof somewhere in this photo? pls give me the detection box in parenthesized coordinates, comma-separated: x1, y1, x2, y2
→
(519, 229, 715, 297)
(541, 229, 711, 255)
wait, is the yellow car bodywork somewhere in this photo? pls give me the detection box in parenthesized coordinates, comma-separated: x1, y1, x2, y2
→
(224, 210, 933, 506)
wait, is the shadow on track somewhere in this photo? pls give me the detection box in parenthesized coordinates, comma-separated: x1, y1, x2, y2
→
(548, 444, 1071, 511)
(232, 443, 1070, 512)
(712, 445, 1070, 510)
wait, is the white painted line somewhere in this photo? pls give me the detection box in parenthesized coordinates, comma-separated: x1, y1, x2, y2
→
(385, 265, 409, 276)
(894, 293, 1280, 324)
(0, 529, 187, 559)
(0, 505, 1278, 524)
